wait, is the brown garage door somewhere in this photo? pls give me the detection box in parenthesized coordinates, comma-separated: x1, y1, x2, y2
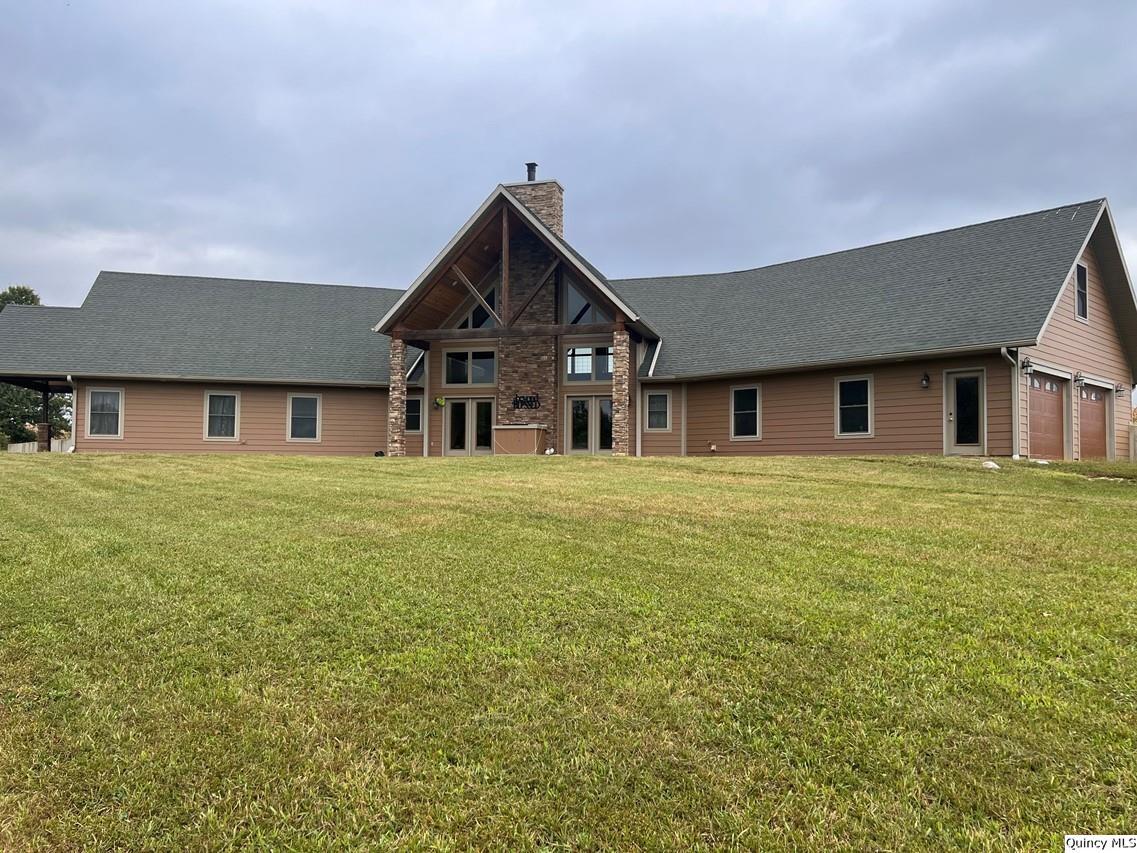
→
(1080, 387, 1108, 459)
(1029, 375, 1065, 459)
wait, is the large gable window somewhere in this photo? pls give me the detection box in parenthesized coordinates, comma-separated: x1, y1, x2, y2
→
(562, 278, 611, 325)
(204, 391, 239, 440)
(87, 388, 123, 438)
(730, 385, 761, 440)
(565, 345, 613, 382)
(288, 394, 321, 441)
(445, 349, 496, 386)
(836, 376, 873, 437)
(1075, 263, 1089, 321)
(457, 286, 498, 329)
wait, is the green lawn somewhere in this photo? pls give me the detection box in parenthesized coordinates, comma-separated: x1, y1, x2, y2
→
(1, 454, 1135, 849)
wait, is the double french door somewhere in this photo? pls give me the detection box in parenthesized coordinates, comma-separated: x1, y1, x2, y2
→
(566, 396, 613, 454)
(445, 398, 494, 456)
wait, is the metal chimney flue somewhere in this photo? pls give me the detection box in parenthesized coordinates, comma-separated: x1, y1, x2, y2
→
(525, 162, 538, 181)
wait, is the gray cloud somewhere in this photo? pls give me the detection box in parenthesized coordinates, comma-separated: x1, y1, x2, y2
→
(2, 0, 1136, 309)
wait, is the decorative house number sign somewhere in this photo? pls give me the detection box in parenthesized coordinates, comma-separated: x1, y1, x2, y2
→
(512, 394, 541, 410)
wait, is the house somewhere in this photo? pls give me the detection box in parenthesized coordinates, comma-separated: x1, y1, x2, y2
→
(1, 165, 1135, 460)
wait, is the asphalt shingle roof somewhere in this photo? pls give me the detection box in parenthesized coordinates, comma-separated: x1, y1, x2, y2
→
(0, 199, 1124, 387)
(614, 199, 1107, 379)
(0, 272, 410, 385)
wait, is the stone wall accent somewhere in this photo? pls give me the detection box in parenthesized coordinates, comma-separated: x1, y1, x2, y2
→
(496, 228, 560, 451)
(611, 329, 631, 456)
(386, 337, 407, 457)
(505, 181, 564, 237)
(36, 423, 51, 452)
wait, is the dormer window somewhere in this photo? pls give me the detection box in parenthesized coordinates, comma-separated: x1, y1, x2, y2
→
(1075, 263, 1088, 321)
(457, 286, 498, 329)
(562, 278, 611, 325)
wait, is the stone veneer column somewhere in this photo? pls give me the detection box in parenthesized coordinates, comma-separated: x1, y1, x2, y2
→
(36, 423, 51, 452)
(387, 337, 407, 457)
(611, 329, 631, 456)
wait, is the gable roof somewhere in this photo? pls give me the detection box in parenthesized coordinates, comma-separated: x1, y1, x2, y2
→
(615, 199, 1128, 380)
(374, 185, 657, 337)
(0, 272, 415, 386)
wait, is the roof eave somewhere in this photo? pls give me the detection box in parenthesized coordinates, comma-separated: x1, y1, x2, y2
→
(640, 340, 1038, 383)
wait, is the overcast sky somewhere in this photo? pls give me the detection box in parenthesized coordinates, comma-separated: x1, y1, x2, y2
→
(3, 0, 1136, 307)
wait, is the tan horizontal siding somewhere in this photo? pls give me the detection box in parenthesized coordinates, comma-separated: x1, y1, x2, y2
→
(74, 381, 387, 455)
(1020, 244, 1133, 459)
(679, 355, 1012, 456)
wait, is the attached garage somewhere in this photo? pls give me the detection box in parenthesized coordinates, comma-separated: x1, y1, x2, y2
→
(1029, 375, 1066, 459)
(1079, 386, 1109, 459)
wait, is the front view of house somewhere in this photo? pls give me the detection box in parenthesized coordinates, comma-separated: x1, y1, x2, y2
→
(2, 166, 1135, 460)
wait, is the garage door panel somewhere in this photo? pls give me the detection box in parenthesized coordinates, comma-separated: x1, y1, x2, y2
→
(1029, 376, 1065, 460)
(1080, 387, 1108, 459)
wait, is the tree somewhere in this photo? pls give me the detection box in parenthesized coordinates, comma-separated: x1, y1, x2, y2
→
(0, 285, 72, 444)
(0, 285, 40, 308)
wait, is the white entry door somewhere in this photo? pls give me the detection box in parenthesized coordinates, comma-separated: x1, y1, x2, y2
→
(944, 371, 985, 455)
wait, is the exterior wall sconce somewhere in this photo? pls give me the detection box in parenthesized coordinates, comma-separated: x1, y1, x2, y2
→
(433, 396, 446, 409)
(1073, 371, 1086, 388)
(1020, 357, 1034, 375)
(920, 372, 930, 389)
(1116, 383, 1128, 396)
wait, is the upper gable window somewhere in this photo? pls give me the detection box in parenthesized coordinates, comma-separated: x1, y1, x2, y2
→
(1075, 263, 1089, 321)
(562, 278, 611, 325)
(457, 286, 498, 329)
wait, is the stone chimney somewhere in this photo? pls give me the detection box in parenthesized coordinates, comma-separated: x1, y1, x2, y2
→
(505, 162, 564, 237)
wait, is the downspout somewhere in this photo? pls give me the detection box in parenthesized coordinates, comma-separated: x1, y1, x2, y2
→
(1000, 348, 1020, 458)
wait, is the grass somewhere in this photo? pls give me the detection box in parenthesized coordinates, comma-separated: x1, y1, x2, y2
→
(1, 453, 1135, 850)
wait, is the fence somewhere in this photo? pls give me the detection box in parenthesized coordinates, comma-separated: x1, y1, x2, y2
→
(7, 438, 74, 454)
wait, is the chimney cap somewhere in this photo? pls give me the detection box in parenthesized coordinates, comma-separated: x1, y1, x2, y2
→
(525, 162, 538, 181)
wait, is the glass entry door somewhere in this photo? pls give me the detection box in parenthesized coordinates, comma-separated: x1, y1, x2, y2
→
(445, 398, 494, 456)
(945, 371, 985, 455)
(566, 396, 613, 454)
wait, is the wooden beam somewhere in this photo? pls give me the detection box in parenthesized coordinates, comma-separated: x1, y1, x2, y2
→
(406, 322, 622, 342)
(500, 206, 510, 330)
(508, 258, 559, 326)
(450, 265, 502, 326)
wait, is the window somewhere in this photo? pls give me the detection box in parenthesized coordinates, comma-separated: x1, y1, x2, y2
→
(562, 278, 611, 325)
(646, 391, 671, 431)
(288, 394, 321, 441)
(406, 397, 423, 433)
(836, 376, 873, 436)
(457, 286, 498, 329)
(730, 385, 760, 439)
(87, 388, 123, 438)
(445, 349, 496, 385)
(204, 392, 239, 440)
(1075, 263, 1088, 321)
(565, 345, 613, 382)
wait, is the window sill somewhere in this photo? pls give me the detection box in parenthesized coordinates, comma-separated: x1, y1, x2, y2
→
(729, 435, 762, 442)
(835, 432, 874, 439)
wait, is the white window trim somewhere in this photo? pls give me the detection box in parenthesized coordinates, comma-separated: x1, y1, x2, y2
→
(405, 395, 424, 434)
(202, 390, 241, 442)
(1074, 262, 1089, 323)
(729, 383, 762, 441)
(563, 341, 615, 384)
(441, 346, 498, 389)
(644, 389, 672, 432)
(286, 392, 322, 443)
(835, 375, 875, 438)
(85, 386, 124, 440)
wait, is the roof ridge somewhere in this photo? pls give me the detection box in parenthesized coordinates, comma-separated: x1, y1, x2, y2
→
(96, 270, 404, 294)
(612, 197, 1107, 284)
